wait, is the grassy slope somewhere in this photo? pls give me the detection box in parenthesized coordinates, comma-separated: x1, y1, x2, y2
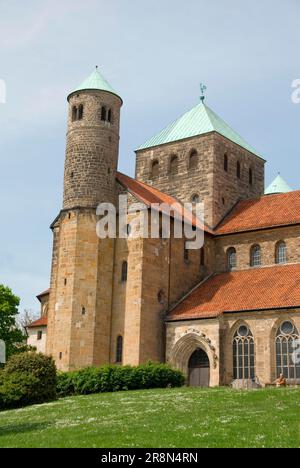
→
(0, 387, 299, 448)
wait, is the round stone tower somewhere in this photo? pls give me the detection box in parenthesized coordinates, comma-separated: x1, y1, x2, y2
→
(63, 67, 123, 209)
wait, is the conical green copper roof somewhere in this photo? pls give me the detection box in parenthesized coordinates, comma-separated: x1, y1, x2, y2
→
(68, 68, 121, 101)
(265, 174, 293, 195)
(137, 101, 262, 158)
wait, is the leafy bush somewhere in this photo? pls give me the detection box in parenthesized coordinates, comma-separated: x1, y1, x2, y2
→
(57, 362, 184, 397)
(0, 352, 57, 409)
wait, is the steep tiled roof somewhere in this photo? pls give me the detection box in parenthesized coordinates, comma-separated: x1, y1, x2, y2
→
(137, 101, 262, 158)
(116, 172, 213, 234)
(27, 316, 48, 328)
(167, 264, 300, 321)
(216, 191, 300, 234)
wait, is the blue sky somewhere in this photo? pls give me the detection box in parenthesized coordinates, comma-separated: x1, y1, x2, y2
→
(0, 0, 300, 312)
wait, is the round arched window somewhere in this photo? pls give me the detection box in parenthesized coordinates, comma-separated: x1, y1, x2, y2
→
(189, 150, 198, 170)
(276, 241, 287, 264)
(157, 290, 166, 305)
(151, 160, 159, 178)
(227, 247, 237, 270)
(170, 155, 178, 175)
(250, 244, 261, 267)
(191, 194, 200, 204)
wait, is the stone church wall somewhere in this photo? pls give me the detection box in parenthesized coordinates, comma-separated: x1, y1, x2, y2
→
(214, 225, 300, 273)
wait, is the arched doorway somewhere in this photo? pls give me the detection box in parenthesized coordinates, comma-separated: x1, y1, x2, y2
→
(188, 348, 210, 387)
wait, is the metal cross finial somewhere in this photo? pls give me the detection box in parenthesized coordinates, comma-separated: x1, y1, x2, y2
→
(200, 83, 207, 102)
(95, 65, 99, 70)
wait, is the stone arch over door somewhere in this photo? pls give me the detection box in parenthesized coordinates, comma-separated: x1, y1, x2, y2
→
(168, 332, 218, 386)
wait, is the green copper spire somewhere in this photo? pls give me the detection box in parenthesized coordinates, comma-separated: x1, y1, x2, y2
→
(137, 100, 262, 158)
(265, 174, 293, 195)
(68, 67, 122, 101)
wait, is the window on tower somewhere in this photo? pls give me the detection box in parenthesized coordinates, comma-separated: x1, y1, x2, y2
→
(189, 150, 198, 170)
(101, 106, 107, 121)
(116, 336, 123, 363)
(78, 104, 84, 120)
(100, 106, 113, 124)
(191, 193, 200, 204)
(170, 154, 178, 175)
(72, 106, 77, 122)
(121, 261, 128, 283)
(184, 241, 189, 263)
(249, 168, 253, 186)
(72, 105, 84, 122)
(151, 160, 159, 178)
(224, 154, 228, 172)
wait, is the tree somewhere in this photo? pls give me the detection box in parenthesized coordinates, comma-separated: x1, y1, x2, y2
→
(0, 285, 27, 360)
(17, 309, 39, 337)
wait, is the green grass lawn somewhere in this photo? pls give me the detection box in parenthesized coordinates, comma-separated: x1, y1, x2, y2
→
(0, 387, 299, 448)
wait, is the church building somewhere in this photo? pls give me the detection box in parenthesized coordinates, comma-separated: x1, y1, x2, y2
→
(27, 68, 300, 387)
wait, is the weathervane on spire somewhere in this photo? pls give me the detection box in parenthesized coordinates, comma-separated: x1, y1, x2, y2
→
(200, 83, 207, 102)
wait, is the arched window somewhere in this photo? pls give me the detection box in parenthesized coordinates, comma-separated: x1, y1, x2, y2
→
(275, 241, 287, 264)
(78, 104, 84, 120)
(224, 154, 228, 172)
(189, 150, 198, 170)
(233, 325, 255, 380)
(108, 109, 112, 123)
(157, 289, 166, 305)
(237, 161, 241, 179)
(276, 321, 300, 379)
(250, 244, 261, 267)
(121, 261, 128, 283)
(101, 106, 107, 121)
(249, 168, 253, 186)
(116, 336, 123, 363)
(227, 247, 237, 270)
(151, 160, 159, 178)
(191, 194, 200, 204)
(170, 155, 178, 175)
(72, 106, 77, 122)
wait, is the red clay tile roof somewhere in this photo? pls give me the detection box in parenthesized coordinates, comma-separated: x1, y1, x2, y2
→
(116, 172, 213, 234)
(216, 190, 300, 234)
(36, 288, 50, 300)
(167, 264, 300, 321)
(27, 316, 48, 328)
